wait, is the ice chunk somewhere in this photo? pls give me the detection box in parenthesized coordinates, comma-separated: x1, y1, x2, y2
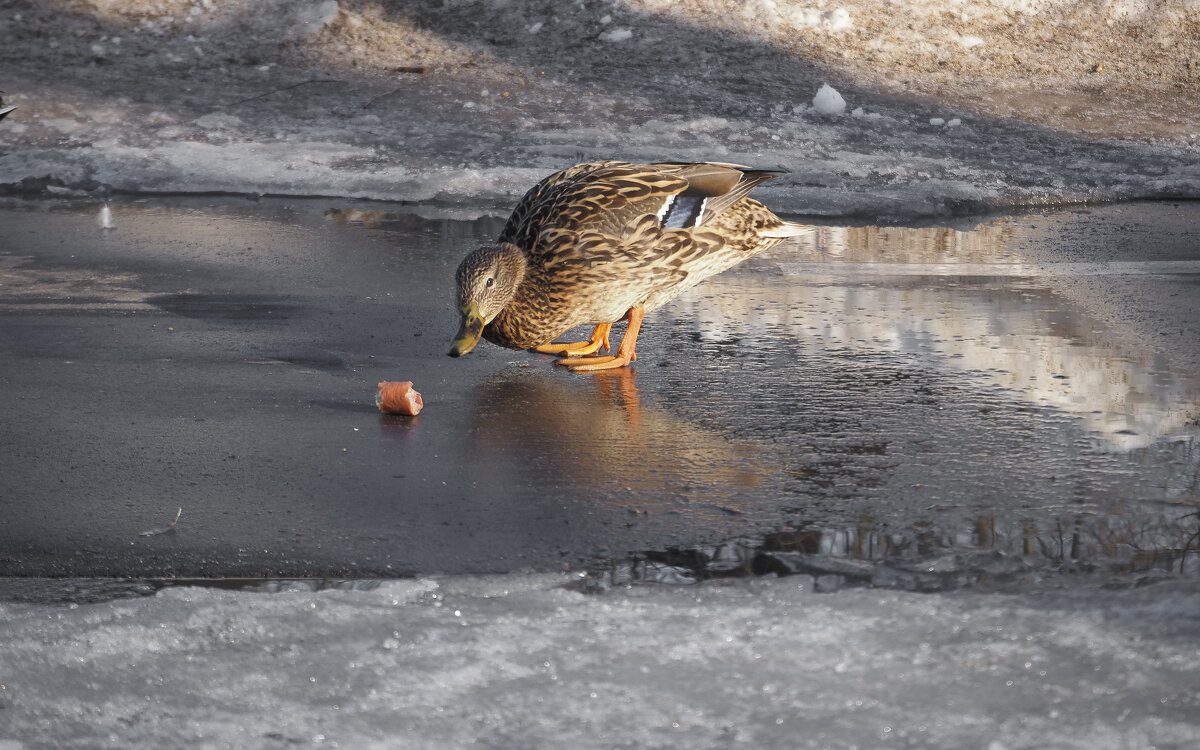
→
(851, 106, 884, 121)
(599, 27, 633, 42)
(930, 117, 946, 126)
(812, 83, 846, 116)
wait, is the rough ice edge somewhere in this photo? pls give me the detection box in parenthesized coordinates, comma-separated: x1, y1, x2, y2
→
(1, 574, 1197, 750)
(4, 129, 1199, 221)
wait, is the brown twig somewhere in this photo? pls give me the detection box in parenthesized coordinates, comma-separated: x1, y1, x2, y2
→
(139, 508, 183, 537)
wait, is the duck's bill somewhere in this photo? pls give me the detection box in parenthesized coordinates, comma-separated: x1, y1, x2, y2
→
(448, 301, 485, 357)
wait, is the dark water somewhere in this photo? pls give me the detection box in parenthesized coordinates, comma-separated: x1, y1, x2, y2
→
(0, 198, 1196, 594)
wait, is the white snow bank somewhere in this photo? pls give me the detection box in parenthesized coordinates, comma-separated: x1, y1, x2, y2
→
(1, 575, 1197, 749)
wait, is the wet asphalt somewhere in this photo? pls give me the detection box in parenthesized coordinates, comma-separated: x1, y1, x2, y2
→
(1, 198, 1198, 582)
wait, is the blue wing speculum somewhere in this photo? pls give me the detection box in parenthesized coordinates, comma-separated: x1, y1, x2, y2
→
(658, 193, 708, 229)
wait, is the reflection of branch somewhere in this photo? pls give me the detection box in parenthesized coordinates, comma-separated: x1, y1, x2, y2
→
(228, 79, 344, 107)
(1181, 509, 1200, 574)
(363, 88, 403, 109)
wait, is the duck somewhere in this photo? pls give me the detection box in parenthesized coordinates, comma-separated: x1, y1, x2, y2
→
(448, 160, 812, 371)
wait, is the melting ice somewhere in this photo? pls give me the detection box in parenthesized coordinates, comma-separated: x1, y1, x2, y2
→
(1, 575, 1199, 749)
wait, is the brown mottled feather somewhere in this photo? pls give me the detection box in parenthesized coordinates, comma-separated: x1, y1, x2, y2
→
(480, 161, 806, 351)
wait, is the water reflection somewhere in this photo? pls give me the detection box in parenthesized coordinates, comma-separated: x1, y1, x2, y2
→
(429, 207, 1200, 587)
(10, 197, 1195, 588)
(674, 220, 1200, 452)
(467, 368, 776, 523)
(319, 204, 1200, 581)
(589, 501, 1200, 592)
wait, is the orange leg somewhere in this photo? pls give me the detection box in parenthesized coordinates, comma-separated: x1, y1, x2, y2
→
(557, 306, 643, 372)
(534, 323, 612, 357)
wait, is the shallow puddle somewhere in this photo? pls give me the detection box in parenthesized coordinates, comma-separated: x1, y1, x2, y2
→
(0, 198, 1196, 589)
(633, 208, 1200, 587)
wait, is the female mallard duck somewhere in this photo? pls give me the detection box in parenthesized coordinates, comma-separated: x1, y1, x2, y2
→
(449, 161, 811, 371)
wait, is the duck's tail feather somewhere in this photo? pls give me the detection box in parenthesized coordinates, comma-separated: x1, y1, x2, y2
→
(760, 221, 816, 239)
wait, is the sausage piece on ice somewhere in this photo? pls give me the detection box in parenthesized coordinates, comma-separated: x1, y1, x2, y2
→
(376, 381, 423, 416)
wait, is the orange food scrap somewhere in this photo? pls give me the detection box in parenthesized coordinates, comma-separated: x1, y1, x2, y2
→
(376, 381, 423, 416)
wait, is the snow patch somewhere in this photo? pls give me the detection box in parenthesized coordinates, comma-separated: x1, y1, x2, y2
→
(953, 32, 986, 48)
(790, 7, 853, 32)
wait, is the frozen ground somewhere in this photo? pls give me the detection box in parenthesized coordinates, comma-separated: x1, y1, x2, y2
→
(2, 1, 1200, 218)
(1, 575, 1199, 749)
(3, 4, 1200, 747)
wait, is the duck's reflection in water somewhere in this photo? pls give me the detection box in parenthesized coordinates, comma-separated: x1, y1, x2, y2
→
(467, 368, 781, 524)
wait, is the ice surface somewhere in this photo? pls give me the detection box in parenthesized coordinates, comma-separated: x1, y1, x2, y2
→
(2, 5, 1200, 743)
(1, 576, 1197, 749)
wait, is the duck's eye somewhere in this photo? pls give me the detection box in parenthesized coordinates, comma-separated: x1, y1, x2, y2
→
(485, 277, 495, 288)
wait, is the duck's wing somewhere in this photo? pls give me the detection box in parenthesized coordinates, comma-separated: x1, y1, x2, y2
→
(497, 161, 607, 247)
(501, 162, 784, 250)
(649, 162, 784, 229)
(499, 162, 684, 249)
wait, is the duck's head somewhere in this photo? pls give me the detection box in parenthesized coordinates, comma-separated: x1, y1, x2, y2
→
(448, 242, 527, 357)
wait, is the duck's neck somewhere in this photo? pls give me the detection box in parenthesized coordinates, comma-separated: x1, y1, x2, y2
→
(494, 242, 528, 308)
(484, 247, 556, 350)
